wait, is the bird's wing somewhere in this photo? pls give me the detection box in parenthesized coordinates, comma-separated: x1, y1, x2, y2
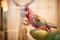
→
(31, 15, 45, 26)
(42, 19, 56, 28)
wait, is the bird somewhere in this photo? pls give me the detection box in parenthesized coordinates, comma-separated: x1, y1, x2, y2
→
(25, 7, 57, 32)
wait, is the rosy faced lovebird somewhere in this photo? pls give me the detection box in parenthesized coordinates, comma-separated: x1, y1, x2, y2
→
(25, 7, 56, 32)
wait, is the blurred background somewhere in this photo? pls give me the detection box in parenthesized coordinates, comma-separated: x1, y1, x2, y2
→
(0, 0, 60, 40)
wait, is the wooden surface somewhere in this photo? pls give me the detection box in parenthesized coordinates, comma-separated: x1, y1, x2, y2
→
(0, 31, 5, 40)
(58, 0, 60, 32)
(0, 0, 1, 30)
(0, 8, 1, 31)
(59, 0, 60, 32)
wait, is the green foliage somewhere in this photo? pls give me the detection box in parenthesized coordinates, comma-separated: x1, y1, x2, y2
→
(30, 29, 60, 40)
(45, 32, 60, 40)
